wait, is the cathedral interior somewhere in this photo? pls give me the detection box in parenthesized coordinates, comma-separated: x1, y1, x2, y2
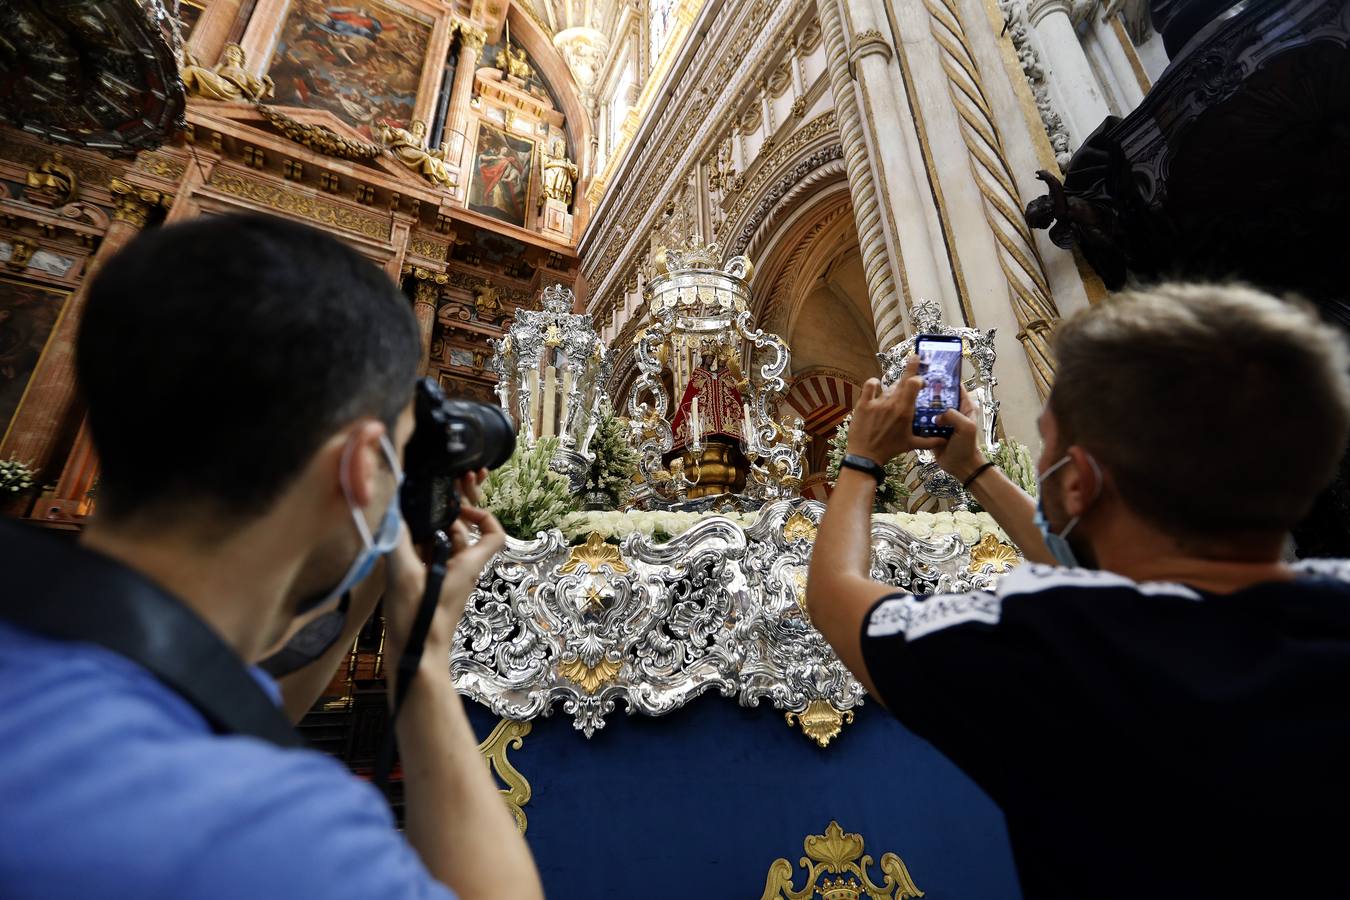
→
(1, 0, 1346, 896)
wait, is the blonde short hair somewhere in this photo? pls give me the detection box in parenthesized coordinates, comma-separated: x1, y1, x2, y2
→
(1050, 283, 1350, 536)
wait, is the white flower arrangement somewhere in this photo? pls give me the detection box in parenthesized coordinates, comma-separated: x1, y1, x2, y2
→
(0, 457, 36, 496)
(558, 508, 1008, 546)
(482, 436, 579, 539)
(991, 438, 1038, 497)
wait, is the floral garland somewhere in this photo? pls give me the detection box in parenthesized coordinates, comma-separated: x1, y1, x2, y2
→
(560, 508, 1008, 546)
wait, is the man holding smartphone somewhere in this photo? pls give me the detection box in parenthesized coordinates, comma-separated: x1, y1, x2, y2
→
(808, 283, 1350, 898)
(0, 214, 544, 900)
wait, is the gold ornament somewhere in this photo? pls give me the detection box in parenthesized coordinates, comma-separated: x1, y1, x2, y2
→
(257, 105, 383, 161)
(561, 532, 631, 576)
(476, 718, 533, 834)
(760, 821, 924, 900)
(25, 152, 77, 206)
(785, 699, 855, 749)
(967, 533, 1020, 574)
(783, 510, 818, 543)
(557, 656, 622, 694)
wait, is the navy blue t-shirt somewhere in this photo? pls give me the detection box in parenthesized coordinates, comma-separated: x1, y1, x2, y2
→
(859, 560, 1350, 899)
(0, 618, 455, 900)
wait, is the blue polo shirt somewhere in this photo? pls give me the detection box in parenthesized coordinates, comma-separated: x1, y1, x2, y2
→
(0, 619, 455, 900)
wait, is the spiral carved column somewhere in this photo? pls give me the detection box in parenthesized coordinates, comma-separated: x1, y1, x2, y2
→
(818, 0, 907, 351)
(924, 0, 1059, 397)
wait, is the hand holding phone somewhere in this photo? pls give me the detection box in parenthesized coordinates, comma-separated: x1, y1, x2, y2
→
(912, 334, 963, 438)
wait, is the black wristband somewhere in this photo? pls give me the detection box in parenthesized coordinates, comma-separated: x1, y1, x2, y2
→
(962, 461, 996, 489)
(841, 454, 887, 485)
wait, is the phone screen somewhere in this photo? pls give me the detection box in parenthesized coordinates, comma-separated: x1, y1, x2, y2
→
(912, 334, 963, 437)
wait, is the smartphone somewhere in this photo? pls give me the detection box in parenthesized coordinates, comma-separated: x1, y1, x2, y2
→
(912, 334, 963, 438)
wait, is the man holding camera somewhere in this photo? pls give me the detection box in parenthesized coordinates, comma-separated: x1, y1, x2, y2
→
(0, 214, 543, 899)
(808, 283, 1350, 898)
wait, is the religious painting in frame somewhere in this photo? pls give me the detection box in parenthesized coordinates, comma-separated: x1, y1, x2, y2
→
(468, 123, 534, 228)
(0, 278, 69, 444)
(266, 0, 434, 141)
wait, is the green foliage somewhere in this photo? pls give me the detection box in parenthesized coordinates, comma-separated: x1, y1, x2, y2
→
(482, 436, 578, 539)
(992, 438, 1038, 497)
(586, 400, 640, 508)
(825, 414, 912, 512)
(0, 458, 36, 495)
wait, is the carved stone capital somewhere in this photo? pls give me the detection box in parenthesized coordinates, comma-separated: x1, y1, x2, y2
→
(109, 178, 166, 228)
(1028, 0, 1075, 25)
(848, 28, 894, 70)
(459, 24, 487, 55)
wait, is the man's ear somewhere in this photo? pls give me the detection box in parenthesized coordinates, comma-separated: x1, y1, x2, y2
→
(1060, 445, 1101, 518)
(326, 419, 388, 511)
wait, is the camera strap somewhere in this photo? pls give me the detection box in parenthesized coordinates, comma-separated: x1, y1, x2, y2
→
(0, 522, 305, 749)
(373, 529, 452, 792)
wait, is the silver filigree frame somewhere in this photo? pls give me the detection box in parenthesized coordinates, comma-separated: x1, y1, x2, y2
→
(451, 501, 1007, 736)
(876, 299, 1001, 504)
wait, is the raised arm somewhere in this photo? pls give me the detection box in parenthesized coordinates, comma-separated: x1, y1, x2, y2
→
(807, 363, 942, 702)
(382, 476, 544, 900)
(933, 397, 1054, 564)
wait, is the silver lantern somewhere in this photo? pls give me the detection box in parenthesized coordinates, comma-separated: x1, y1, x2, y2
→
(489, 283, 611, 489)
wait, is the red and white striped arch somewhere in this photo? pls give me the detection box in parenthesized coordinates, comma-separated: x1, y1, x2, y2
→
(782, 372, 860, 435)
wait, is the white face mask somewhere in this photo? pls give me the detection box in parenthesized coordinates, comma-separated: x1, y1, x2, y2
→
(1032, 453, 1102, 568)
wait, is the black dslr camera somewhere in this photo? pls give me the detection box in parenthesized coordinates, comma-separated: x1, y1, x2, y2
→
(375, 379, 515, 789)
(400, 377, 516, 543)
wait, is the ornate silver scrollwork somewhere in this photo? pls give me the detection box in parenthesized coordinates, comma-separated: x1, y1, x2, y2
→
(876, 299, 1001, 505)
(451, 501, 1009, 738)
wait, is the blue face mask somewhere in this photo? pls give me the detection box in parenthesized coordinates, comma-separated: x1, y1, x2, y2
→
(292, 433, 405, 617)
(1033, 454, 1101, 569)
(261, 434, 404, 677)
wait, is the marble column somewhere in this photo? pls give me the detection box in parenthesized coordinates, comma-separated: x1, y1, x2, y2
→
(444, 25, 486, 171)
(411, 273, 443, 377)
(186, 0, 246, 64)
(821, 0, 964, 350)
(238, 0, 289, 76)
(0, 179, 165, 480)
(1027, 0, 1112, 143)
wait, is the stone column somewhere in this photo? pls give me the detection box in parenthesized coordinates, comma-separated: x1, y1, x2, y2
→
(238, 0, 290, 76)
(759, 81, 776, 138)
(186, 0, 246, 64)
(444, 25, 486, 170)
(820, 0, 961, 349)
(0, 179, 165, 479)
(1027, 0, 1112, 143)
(409, 268, 447, 376)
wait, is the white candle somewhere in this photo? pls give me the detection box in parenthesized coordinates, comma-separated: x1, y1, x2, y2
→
(690, 396, 700, 443)
(561, 367, 574, 436)
(527, 370, 540, 438)
(743, 402, 753, 444)
(541, 365, 557, 438)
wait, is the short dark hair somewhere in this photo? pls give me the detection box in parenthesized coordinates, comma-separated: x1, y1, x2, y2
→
(1050, 283, 1350, 537)
(77, 213, 420, 524)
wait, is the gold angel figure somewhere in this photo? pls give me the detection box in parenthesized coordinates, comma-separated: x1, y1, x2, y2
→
(181, 43, 274, 102)
(542, 141, 579, 206)
(378, 120, 454, 189)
